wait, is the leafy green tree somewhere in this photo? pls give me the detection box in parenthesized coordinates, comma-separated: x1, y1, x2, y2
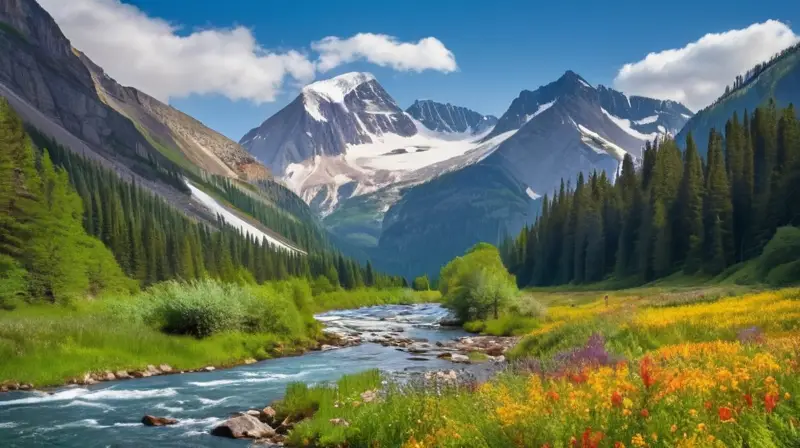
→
(412, 274, 430, 291)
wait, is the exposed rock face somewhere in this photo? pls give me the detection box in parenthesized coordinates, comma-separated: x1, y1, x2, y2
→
(79, 53, 269, 180)
(211, 414, 276, 439)
(406, 99, 497, 134)
(240, 72, 417, 174)
(0, 0, 169, 169)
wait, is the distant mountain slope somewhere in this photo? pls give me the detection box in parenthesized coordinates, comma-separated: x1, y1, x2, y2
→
(406, 99, 497, 134)
(375, 71, 694, 279)
(677, 43, 800, 154)
(240, 72, 517, 246)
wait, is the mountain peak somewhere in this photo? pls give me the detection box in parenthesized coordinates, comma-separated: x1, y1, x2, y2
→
(302, 72, 376, 104)
(406, 99, 497, 134)
(557, 70, 593, 89)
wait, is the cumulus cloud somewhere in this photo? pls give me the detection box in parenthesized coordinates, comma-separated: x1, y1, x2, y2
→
(613, 20, 799, 111)
(39, 0, 317, 104)
(38, 0, 457, 104)
(312, 33, 458, 73)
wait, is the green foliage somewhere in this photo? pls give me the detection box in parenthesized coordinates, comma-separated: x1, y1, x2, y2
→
(0, 99, 135, 302)
(440, 244, 518, 322)
(503, 102, 800, 288)
(0, 279, 325, 386)
(412, 274, 430, 291)
(311, 287, 440, 313)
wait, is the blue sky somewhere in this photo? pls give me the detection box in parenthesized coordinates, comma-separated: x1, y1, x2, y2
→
(41, 0, 800, 141)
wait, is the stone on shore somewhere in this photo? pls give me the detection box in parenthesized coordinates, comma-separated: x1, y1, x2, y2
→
(115, 370, 131, 379)
(244, 358, 258, 365)
(158, 364, 173, 373)
(142, 415, 178, 426)
(211, 414, 275, 439)
(259, 406, 277, 425)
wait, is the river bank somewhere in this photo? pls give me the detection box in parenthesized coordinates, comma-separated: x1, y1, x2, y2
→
(0, 303, 513, 447)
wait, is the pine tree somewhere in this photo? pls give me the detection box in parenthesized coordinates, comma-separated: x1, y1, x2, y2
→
(704, 130, 734, 274)
(678, 132, 705, 273)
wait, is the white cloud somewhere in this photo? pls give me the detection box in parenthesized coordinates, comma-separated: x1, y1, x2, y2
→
(312, 33, 458, 73)
(613, 20, 799, 111)
(39, 0, 316, 104)
(37, 0, 457, 104)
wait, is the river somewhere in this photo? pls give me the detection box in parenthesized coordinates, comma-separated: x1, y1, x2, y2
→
(0, 304, 468, 447)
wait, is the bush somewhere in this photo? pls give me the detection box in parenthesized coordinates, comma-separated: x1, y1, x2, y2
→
(412, 275, 430, 291)
(144, 280, 247, 338)
(508, 293, 547, 318)
(757, 226, 800, 276)
(439, 244, 518, 322)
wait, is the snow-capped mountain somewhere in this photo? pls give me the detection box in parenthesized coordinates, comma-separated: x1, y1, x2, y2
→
(406, 100, 497, 134)
(475, 70, 694, 195)
(375, 70, 694, 280)
(240, 72, 416, 174)
(240, 72, 517, 219)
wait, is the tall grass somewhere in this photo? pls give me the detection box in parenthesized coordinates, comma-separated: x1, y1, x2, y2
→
(0, 279, 321, 386)
(312, 288, 440, 312)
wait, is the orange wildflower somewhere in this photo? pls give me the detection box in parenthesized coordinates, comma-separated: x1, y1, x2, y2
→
(611, 391, 623, 408)
(718, 406, 734, 422)
(765, 392, 780, 413)
(640, 408, 650, 418)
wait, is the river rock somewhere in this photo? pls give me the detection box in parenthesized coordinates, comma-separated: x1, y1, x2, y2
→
(158, 364, 173, 373)
(486, 345, 505, 357)
(204, 366, 216, 372)
(244, 358, 258, 365)
(260, 406, 277, 425)
(450, 353, 470, 364)
(142, 415, 178, 426)
(320, 344, 337, 351)
(0, 385, 7, 392)
(115, 370, 131, 379)
(211, 414, 275, 439)
(146, 365, 161, 375)
(81, 373, 97, 385)
(19, 383, 32, 391)
(102, 371, 116, 381)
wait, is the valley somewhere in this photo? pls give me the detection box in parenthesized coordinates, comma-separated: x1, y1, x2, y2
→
(1, 0, 800, 446)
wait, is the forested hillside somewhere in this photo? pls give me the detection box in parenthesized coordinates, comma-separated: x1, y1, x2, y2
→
(503, 100, 800, 286)
(0, 99, 404, 306)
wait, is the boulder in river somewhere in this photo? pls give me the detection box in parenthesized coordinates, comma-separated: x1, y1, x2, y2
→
(211, 414, 275, 439)
(450, 353, 471, 364)
(142, 415, 178, 426)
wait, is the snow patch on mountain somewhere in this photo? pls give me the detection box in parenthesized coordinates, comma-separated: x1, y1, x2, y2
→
(302, 72, 377, 122)
(633, 115, 659, 125)
(600, 108, 658, 141)
(187, 182, 302, 254)
(525, 99, 557, 122)
(576, 124, 629, 161)
(526, 187, 541, 200)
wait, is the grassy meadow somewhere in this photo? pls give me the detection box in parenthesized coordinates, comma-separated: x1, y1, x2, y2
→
(278, 286, 800, 447)
(0, 279, 438, 387)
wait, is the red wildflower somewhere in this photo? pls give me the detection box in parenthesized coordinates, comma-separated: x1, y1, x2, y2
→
(639, 356, 656, 389)
(611, 391, 623, 408)
(704, 400, 713, 410)
(581, 428, 604, 448)
(765, 392, 780, 413)
(547, 391, 560, 402)
(614, 443, 625, 448)
(718, 406, 734, 422)
(640, 408, 650, 418)
(743, 394, 753, 407)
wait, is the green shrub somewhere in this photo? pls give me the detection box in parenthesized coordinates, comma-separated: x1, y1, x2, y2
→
(509, 293, 547, 318)
(766, 259, 800, 286)
(145, 281, 247, 337)
(757, 226, 800, 276)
